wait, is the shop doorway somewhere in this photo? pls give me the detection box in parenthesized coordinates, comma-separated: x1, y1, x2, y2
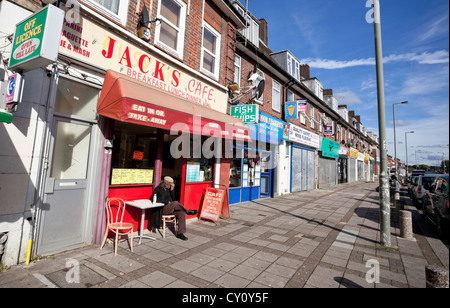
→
(37, 77, 101, 255)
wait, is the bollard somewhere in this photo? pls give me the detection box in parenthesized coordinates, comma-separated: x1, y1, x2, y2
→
(399, 210, 413, 240)
(426, 265, 449, 288)
(396, 200, 404, 217)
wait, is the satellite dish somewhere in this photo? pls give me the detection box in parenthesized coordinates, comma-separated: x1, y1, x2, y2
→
(254, 80, 265, 101)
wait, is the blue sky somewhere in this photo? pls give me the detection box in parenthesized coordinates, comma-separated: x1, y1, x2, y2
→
(238, 0, 449, 167)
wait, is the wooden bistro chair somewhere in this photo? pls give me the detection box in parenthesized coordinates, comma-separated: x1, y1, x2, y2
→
(162, 215, 177, 239)
(100, 198, 134, 256)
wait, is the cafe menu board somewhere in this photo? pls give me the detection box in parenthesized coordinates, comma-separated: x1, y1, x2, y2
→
(199, 188, 227, 224)
(111, 169, 154, 185)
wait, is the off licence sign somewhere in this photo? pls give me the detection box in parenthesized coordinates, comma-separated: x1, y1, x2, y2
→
(230, 105, 259, 123)
(9, 7, 48, 68)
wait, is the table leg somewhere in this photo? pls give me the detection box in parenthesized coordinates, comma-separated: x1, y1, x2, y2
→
(135, 209, 156, 245)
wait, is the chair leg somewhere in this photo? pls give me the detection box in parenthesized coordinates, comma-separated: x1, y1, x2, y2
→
(129, 228, 134, 253)
(163, 219, 166, 239)
(114, 232, 119, 256)
(100, 227, 109, 250)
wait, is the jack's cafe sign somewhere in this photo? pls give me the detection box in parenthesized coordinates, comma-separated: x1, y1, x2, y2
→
(59, 16, 228, 113)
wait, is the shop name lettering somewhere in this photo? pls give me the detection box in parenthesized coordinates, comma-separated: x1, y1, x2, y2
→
(129, 104, 167, 125)
(102, 37, 215, 108)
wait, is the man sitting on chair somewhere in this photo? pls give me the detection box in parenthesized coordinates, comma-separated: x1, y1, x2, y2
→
(151, 176, 197, 241)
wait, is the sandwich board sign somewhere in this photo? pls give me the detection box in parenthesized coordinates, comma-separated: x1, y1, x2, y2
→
(199, 188, 230, 224)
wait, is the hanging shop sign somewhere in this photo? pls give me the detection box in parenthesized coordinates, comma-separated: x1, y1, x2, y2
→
(297, 99, 308, 113)
(247, 112, 289, 145)
(59, 15, 228, 113)
(285, 101, 298, 120)
(289, 123, 320, 149)
(364, 153, 370, 163)
(349, 147, 359, 158)
(230, 104, 259, 123)
(321, 138, 340, 159)
(339, 145, 349, 156)
(4, 73, 22, 105)
(9, 5, 65, 72)
(324, 125, 333, 136)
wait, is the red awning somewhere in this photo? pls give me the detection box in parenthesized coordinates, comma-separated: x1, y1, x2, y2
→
(97, 70, 251, 141)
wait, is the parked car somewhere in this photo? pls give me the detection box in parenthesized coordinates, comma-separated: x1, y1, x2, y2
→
(412, 174, 440, 208)
(422, 175, 449, 239)
(408, 176, 418, 197)
(409, 169, 426, 183)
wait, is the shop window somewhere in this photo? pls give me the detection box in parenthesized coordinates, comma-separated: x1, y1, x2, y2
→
(110, 122, 157, 185)
(85, 0, 129, 25)
(201, 22, 221, 80)
(155, 0, 186, 59)
(230, 157, 242, 188)
(244, 150, 261, 187)
(186, 158, 212, 183)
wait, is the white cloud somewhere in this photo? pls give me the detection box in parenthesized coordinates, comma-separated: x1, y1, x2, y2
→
(334, 90, 362, 104)
(301, 50, 449, 69)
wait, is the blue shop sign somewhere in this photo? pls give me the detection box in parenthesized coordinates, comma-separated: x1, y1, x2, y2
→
(247, 113, 289, 145)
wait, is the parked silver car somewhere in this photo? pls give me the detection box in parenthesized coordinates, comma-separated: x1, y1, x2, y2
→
(422, 175, 449, 239)
(412, 174, 440, 208)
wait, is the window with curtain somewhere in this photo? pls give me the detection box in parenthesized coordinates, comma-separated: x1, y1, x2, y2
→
(87, 0, 128, 24)
(91, 0, 120, 14)
(201, 22, 221, 79)
(156, 0, 186, 58)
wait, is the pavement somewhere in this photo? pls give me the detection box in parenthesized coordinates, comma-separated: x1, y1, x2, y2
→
(0, 181, 448, 289)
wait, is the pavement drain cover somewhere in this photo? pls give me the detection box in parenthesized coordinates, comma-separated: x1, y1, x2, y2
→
(242, 223, 254, 227)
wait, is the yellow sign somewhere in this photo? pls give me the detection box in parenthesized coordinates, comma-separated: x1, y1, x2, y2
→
(349, 147, 359, 158)
(111, 169, 154, 185)
(364, 153, 370, 163)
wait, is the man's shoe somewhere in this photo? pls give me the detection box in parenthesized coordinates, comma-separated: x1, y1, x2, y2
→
(187, 210, 198, 216)
(177, 234, 188, 241)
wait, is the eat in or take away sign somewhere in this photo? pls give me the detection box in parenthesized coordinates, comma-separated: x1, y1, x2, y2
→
(9, 5, 64, 72)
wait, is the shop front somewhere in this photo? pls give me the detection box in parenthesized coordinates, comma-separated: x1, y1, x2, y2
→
(98, 70, 250, 233)
(288, 124, 319, 192)
(338, 145, 350, 184)
(229, 113, 288, 204)
(357, 152, 365, 181)
(349, 147, 358, 183)
(318, 138, 340, 189)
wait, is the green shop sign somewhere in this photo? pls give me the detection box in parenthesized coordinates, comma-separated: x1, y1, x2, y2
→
(230, 104, 259, 124)
(9, 5, 64, 72)
(321, 138, 340, 159)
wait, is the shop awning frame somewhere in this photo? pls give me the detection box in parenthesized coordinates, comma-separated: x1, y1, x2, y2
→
(97, 70, 251, 141)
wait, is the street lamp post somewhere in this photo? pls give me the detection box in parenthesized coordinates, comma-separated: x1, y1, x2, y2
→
(373, 0, 391, 247)
(405, 131, 414, 179)
(393, 101, 408, 177)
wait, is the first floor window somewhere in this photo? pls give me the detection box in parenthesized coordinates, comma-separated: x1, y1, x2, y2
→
(272, 80, 281, 112)
(156, 0, 186, 58)
(87, 0, 128, 24)
(201, 22, 221, 79)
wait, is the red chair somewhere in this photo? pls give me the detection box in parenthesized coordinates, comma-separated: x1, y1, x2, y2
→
(100, 198, 134, 256)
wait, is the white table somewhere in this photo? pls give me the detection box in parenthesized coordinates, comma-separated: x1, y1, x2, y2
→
(126, 200, 164, 245)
